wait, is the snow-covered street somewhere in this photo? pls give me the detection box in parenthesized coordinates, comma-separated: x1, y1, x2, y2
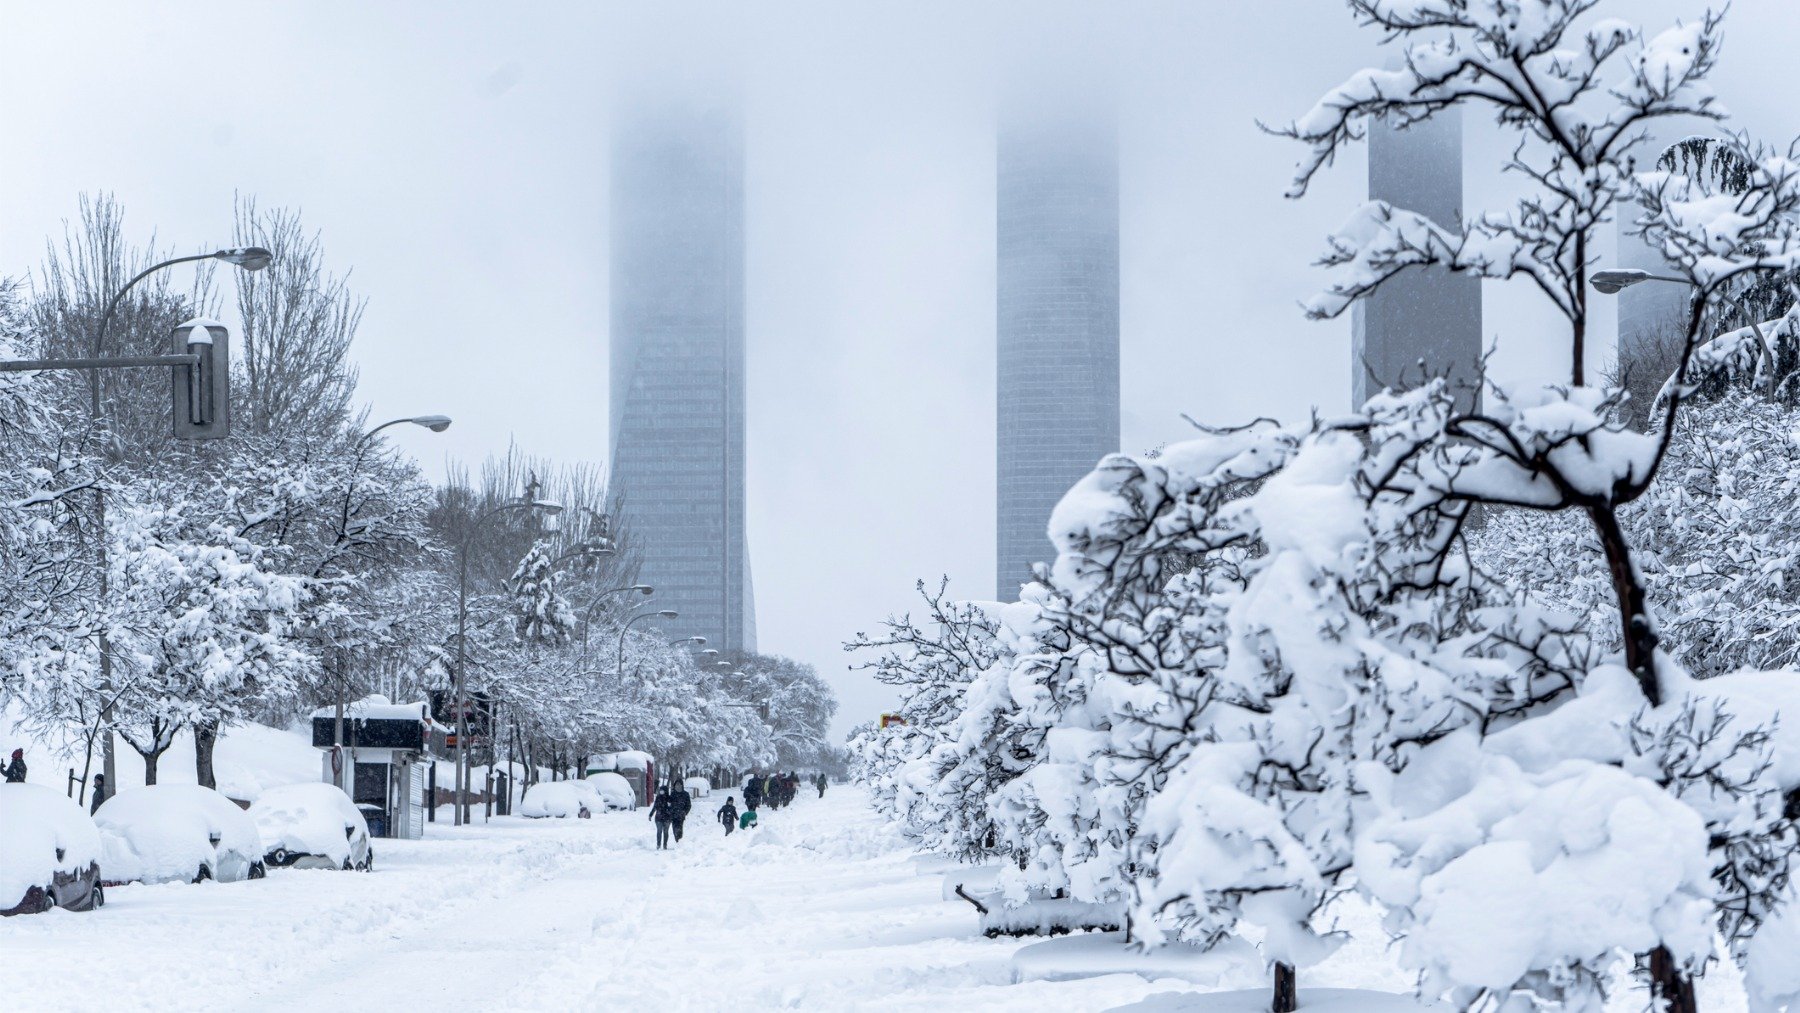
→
(0, 789, 1176, 1012)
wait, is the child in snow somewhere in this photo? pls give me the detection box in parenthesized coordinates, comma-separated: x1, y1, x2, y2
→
(718, 796, 738, 836)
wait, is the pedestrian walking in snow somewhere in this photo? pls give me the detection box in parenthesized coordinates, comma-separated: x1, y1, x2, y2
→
(743, 774, 763, 811)
(738, 808, 758, 831)
(90, 773, 105, 813)
(650, 786, 674, 849)
(816, 773, 828, 799)
(718, 796, 738, 836)
(3, 748, 25, 783)
(671, 782, 693, 842)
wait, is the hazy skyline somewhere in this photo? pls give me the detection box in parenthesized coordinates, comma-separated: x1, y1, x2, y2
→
(7, 2, 1800, 735)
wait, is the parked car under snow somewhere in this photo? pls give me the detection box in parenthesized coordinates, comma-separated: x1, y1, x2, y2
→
(249, 783, 372, 871)
(95, 784, 266, 886)
(585, 772, 637, 812)
(520, 780, 619, 818)
(1, 782, 105, 915)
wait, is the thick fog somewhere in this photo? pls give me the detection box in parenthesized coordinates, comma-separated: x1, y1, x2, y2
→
(5, 1, 1799, 735)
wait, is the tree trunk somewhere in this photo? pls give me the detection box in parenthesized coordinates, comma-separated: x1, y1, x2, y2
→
(1273, 962, 1297, 1013)
(1588, 506, 1697, 1008)
(143, 747, 162, 785)
(194, 720, 218, 790)
(1587, 504, 1661, 706)
(1650, 945, 1698, 1013)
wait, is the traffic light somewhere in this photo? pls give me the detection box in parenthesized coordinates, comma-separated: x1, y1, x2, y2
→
(171, 318, 230, 440)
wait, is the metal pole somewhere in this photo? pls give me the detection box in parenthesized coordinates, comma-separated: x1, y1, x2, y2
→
(89, 251, 214, 805)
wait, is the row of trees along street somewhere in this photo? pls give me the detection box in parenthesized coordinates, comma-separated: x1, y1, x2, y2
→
(851, 4, 1800, 1013)
(0, 193, 839, 814)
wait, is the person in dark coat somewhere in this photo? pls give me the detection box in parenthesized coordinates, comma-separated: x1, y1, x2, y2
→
(816, 772, 828, 798)
(3, 748, 25, 783)
(90, 773, 106, 814)
(743, 774, 763, 811)
(671, 783, 693, 842)
(649, 787, 674, 849)
(718, 796, 738, 836)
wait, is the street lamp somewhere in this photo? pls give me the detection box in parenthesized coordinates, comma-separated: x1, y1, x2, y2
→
(671, 636, 706, 648)
(1591, 266, 1776, 394)
(617, 609, 679, 679)
(453, 495, 563, 825)
(88, 245, 274, 806)
(1591, 268, 1688, 294)
(330, 414, 452, 768)
(579, 585, 653, 648)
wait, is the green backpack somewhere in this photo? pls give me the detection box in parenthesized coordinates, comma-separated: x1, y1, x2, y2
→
(739, 810, 758, 830)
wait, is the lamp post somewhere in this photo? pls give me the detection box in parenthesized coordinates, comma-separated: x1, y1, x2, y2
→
(89, 246, 273, 806)
(580, 585, 653, 648)
(331, 415, 452, 771)
(670, 636, 706, 649)
(1592, 267, 1776, 394)
(454, 496, 563, 825)
(617, 609, 679, 682)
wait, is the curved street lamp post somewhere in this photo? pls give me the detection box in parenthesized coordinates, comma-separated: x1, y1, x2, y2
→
(453, 497, 563, 825)
(84, 247, 273, 805)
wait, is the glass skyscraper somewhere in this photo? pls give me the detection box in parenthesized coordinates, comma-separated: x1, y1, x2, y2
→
(609, 97, 755, 653)
(1351, 108, 1483, 411)
(995, 101, 1120, 600)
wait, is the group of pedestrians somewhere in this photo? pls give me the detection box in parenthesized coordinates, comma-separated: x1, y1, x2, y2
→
(651, 770, 834, 848)
(648, 781, 693, 849)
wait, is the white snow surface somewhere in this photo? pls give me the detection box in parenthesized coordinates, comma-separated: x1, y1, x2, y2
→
(308, 693, 429, 723)
(2, 705, 318, 802)
(247, 782, 367, 866)
(0, 789, 1759, 1011)
(0, 782, 101, 909)
(94, 784, 263, 885)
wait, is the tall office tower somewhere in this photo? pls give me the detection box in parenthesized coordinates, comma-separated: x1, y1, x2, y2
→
(610, 96, 755, 653)
(995, 98, 1120, 601)
(1352, 108, 1483, 410)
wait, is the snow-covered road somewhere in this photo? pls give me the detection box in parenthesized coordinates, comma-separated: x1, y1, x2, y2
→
(0, 789, 1181, 1012)
(0, 788, 1756, 1012)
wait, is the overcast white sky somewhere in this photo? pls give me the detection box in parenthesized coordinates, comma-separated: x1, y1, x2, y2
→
(5, 2, 1798, 736)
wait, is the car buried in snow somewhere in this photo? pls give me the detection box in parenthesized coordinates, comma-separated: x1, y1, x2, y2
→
(1, 782, 105, 915)
(95, 784, 267, 885)
(248, 782, 373, 872)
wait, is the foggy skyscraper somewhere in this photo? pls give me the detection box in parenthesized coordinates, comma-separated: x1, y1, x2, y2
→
(1351, 108, 1483, 409)
(610, 95, 756, 653)
(995, 98, 1120, 600)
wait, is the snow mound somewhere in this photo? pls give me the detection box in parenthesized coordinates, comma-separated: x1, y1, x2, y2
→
(521, 780, 606, 819)
(1109, 988, 1439, 1013)
(0, 782, 102, 909)
(725, 897, 763, 924)
(95, 784, 263, 884)
(1013, 931, 1260, 986)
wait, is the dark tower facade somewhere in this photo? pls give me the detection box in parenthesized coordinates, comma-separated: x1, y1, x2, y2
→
(610, 96, 755, 653)
(1352, 108, 1483, 409)
(995, 101, 1120, 600)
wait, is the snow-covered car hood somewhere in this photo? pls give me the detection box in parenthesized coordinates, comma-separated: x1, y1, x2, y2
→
(1, 783, 102, 908)
(585, 773, 635, 810)
(521, 780, 608, 818)
(95, 784, 263, 884)
(248, 783, 366, 864)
